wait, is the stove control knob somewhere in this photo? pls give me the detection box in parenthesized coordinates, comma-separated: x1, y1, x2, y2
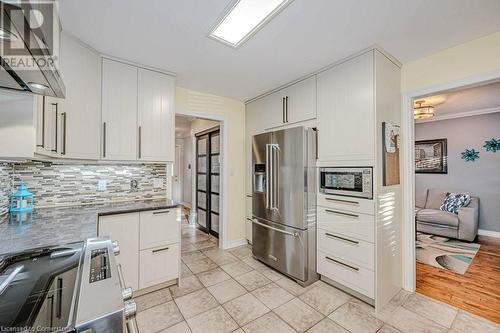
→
(122, 287, 133, 301)
(124, 300, 137, 319)
(112, 240, 120, 256)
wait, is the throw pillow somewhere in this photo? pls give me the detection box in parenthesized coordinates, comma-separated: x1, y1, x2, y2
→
(440, 192, 471, 214)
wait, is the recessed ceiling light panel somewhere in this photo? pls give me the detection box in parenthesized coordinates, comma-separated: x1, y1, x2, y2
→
(209, 0, 293, 48)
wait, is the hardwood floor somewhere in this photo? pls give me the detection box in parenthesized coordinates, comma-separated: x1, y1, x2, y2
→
(416, 235, 500, 323)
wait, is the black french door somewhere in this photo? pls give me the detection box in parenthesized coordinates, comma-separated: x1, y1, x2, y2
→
(196, 128, 220, 238)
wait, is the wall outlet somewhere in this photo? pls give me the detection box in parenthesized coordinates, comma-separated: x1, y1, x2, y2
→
(153, 178, 164, 189)
(97, 179, 107, 192)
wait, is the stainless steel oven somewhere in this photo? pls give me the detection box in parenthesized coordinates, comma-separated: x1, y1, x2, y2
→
(319, 167, 373, 199)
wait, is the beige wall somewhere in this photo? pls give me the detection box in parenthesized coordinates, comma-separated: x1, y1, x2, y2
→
(176, 87, 246, 245)
(402, 30, 500, 93)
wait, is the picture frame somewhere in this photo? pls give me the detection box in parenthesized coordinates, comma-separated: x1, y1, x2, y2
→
(415, 139, 448, 174)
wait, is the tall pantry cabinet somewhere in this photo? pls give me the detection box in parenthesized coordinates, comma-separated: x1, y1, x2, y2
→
(101, 59, 175, 162)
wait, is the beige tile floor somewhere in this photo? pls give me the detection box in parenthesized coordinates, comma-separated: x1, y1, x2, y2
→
(134, 219, 500, 333)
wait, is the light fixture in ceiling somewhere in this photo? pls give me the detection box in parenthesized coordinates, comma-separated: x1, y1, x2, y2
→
(209, 0, 294, 48)
(414, 100, 435, 120)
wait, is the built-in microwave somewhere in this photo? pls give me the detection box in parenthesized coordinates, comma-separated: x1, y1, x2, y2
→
(319, 167, 373, 199)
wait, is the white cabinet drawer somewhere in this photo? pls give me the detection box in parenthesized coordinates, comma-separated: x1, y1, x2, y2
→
(317, 229, 374, 270)
(318, 250, 374, 299)
(139, 243, 179, 289)
(318, 193, 374, 215)
(317, 206, 374, 243)
(140, 209, 179, 250)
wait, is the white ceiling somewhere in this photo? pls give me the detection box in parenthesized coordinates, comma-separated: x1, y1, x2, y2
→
(59, 0, 500, 101)
(419, 81, 500, 116)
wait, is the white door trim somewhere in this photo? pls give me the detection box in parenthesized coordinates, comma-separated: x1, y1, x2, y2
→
(175, 109, 228, 250)
(401, 69, 500, 292)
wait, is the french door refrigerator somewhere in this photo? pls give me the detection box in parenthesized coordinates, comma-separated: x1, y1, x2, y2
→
(252, 126, 318, 286)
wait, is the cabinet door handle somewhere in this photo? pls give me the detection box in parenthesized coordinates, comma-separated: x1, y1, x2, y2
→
(325, 197, 360, 205)
(285, 96, 289, 122)
(325, 232, 359, 245)
(37, 96, 46, 148)
(51, 103, 58, 152)
(282, 97, 286, 123)
(152, 209, 170, 215)
(61, 112, 67, 155)
(325, 209, 359, 219)
(56, 277, 63, 318)
(325, 256, 359, 272)
(138, 126, 142, 159)
(152, 246, 169, 253)
(102, 122, 107, 158)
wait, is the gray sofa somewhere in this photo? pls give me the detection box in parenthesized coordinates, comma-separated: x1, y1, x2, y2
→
(416, 189, 479, 242)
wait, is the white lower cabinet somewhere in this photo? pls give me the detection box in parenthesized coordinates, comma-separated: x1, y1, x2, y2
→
(98, 207, 181, 292)
(316, 195, 375, 300)
(317, 250, 374, 299)
(140, 243, 179, 289)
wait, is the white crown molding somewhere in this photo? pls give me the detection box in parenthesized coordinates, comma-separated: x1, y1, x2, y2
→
(415, 106, 500, 123)
(478, 229, 500, 239)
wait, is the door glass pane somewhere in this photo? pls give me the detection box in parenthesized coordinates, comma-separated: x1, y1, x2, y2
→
(197, 209, 206, 228)
(197, 157, 207, 173)
(198, 174, 207, 191)
(211, 213, 219, 233)
(211, 134, 220, 154)
(198, 138, 207, 155)
(211, 175, 220, 193)
(197, 191, 206, 209)
(211, 194, 219, 213)
(211, 155, 220, 174)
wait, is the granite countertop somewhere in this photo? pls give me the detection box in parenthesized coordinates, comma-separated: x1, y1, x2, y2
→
(0, 198, 179, 255)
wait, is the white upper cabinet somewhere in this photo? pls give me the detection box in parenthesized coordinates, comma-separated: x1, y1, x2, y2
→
(0, 91, 35, 160)
(138, 68, 175, 162)
(58, 34, 101, 159)
(35, 33, 102, 159)
(101, 59, 138, 161)
(283, 76, 316, 124)
(317, 51, 375, 163)
(252, 76, 317, 131)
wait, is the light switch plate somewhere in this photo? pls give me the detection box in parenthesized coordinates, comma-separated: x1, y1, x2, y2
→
(97, 179, 107, 191)
(153, 178, 164, 189)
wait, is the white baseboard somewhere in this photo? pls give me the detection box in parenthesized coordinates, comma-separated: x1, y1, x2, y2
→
(478, 229, 500, 238)
(223, 238, 248, 250)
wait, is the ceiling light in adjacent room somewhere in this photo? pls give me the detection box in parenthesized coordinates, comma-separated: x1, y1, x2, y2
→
(209, 0, 293, 48)
(414, 100, 435, 120)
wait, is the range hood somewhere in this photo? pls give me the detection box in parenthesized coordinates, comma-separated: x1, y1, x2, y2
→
(0, 0, 65, 98)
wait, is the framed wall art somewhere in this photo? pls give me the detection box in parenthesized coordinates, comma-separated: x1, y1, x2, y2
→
(415, 138, 448, 174)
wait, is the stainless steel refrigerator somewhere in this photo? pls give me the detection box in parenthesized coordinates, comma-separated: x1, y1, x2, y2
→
(252, 126, 318, 286)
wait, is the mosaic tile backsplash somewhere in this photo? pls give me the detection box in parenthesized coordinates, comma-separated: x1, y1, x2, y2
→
(0, 162, 167, 212)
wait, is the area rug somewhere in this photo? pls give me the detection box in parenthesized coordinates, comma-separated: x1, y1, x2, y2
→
(416, 233, 481, 274)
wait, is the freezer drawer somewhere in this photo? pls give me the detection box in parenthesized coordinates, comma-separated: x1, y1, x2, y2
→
(252, 218, 308, 282)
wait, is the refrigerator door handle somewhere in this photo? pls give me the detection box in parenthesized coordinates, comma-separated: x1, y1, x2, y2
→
(253, 219, 299, 237)
(266, 144, 272, 209)
(272, 144, 280, 209)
